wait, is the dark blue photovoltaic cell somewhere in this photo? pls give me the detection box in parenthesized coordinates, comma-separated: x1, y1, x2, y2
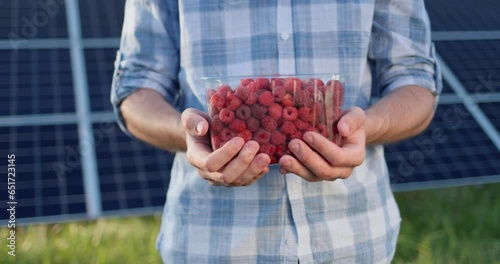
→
(0, 0, 68, 40)
(424, 0, 500, 31)
(386, 104, 500, 184)
(479, 103, 500, 132)
(93, 123, 174, 211)
(0, 125, 86, 220)
(0, 49, 76, 116)
(79, 0, 125, 38)
(436, 40, 500, 94)
(85, 48, 117, 112)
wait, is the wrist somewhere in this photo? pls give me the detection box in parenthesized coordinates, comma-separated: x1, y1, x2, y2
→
(364, 108, 389, 146)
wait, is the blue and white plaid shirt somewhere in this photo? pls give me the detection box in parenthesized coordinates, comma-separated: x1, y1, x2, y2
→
(111, 0, 441, 263)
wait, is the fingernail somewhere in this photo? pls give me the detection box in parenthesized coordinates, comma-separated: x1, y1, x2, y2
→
(305, 134, 314, 144)
(195, 122, 203, 134)
(258, 158, 268, 166)
(282, 159, 292, 168)
(290, 143, 299, 153)
(341, 123, 350, 134)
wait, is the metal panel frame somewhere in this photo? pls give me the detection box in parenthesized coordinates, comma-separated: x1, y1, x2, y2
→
(65, 0, 102, 218)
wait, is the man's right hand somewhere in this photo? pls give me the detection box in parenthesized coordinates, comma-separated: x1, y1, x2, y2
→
(181, 108, 271, 187)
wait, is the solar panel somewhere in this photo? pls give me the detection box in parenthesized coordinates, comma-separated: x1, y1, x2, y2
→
(0, 49, 75, 116)
(85, 48, 117, 112)
(479, 103, 500, 132)
(424, 0, 500, 31)
(435, 40, 500, 94)
(79, 0, 125, 38)
(0, 125, 86, 220)
(94, 123, 174, 212)
(0, 0, 68, 40)
(386, 104, 500, 185)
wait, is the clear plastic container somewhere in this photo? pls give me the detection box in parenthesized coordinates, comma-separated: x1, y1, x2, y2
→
(203, 74, 355, 164)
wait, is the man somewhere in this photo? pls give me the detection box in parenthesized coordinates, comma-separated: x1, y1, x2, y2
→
(111, 0, 441, 263)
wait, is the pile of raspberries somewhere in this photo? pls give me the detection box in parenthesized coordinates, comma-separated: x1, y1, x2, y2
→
(207, 77, 344, 164)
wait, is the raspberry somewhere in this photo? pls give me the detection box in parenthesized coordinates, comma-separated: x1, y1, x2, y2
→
(254, 78, 270, 90)
(268, 103, 283, 119)
(305, 78, 324, 88)
(245, 92, 258, 105)
(217, 84, 231, 96)
(281, 94, 294, 107)
(261, 116, 278, 131)
(298, 107, 314, 123)
(219, 108, 235, 123)
(275, 145, 290, 159)
(272, 85, 286, 103)
(290, 131, 304, 140)
(248, 82, 258, 92)
(220, 128, 235, 142)
(280, 121, 297, 136)
(226, 90, 234, 101)
(235, 105, 252, 120)
(235, 86, 250, 101)
(283, 106, 298, 121)
(258, 143, 276, 157)
(271, 78, 284, 88)
(212, 135, 222, 149)
(251, 104, 268, 119)
(283, 77, 302, 94)
(315, 123, 328, 137)
(240, 78, 254, 86)
(227, 96, 242, 110)
(229, 119, 247, 133)
(294, 119, 309, 131)
(254, 129, 271, 144)
(246, 117, 260, 132)
(210, 115, 224, 133)
(207, 89, 217, 100)
(208, 104, 220, 116)
(258, 91, 274, 107)
(210, 92, 226, 110)
(237, 130, 252, 142)
(271, 131, 286, 145)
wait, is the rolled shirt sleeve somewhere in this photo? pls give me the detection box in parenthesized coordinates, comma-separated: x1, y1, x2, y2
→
(110, 0, 180, 136)
(368, 0, 442, 98)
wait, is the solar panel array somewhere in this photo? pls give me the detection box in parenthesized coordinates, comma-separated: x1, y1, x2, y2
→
(0, 0, 499, 224)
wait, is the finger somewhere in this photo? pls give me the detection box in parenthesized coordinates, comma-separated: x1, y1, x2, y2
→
(219, 141, 261, 185)
(302, 132, 343, 165)
(287, 139, 342, 179)
(232, 153, 270, 186)
(337, 107, 366, 137)
(181, 108, 210, 136)
(278, 154, 322, 182)
(242, 167, 269, 186)
(189, 137, 244, 172)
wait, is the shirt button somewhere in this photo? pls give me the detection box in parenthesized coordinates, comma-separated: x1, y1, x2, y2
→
(286, 239, 295, 246)
(281, 32, 290, 41)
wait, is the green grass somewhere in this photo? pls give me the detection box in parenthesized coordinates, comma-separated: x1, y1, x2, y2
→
(1, 183, 499, 264)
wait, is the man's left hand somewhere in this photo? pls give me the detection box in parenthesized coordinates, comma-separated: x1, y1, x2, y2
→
(278, 107, 366, 181)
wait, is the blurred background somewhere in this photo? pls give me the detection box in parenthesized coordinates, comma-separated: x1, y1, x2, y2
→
(0, 0, 499, 263)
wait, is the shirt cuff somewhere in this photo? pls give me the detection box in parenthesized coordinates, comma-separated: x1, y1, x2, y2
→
(381, 44, 443, 106)
(110, 51, 177, 137)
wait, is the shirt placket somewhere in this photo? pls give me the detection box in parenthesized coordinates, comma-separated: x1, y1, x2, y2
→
(276, 0, 296, 75)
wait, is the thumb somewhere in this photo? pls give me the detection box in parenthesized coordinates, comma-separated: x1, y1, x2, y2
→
(181, 108, 209, 136)
(337, 107, 366, 137)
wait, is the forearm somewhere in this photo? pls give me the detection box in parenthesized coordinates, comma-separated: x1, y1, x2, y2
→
(121, 88, 187, 152)
(364, 85, 436, 145)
